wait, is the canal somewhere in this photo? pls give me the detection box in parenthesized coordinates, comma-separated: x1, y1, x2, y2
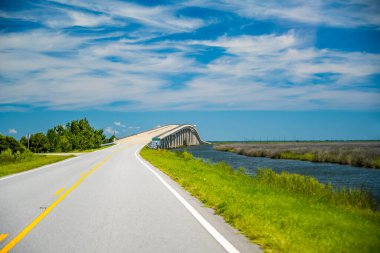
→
(177, 145, 380, 199)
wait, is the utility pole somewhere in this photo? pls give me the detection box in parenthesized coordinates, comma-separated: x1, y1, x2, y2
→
(26, 133, 30, 149)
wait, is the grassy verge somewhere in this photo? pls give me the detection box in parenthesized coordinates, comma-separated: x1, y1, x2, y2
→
(214, 142, 380, 168)
(141, 147, 380, 253)
(0, 155, 74, 177)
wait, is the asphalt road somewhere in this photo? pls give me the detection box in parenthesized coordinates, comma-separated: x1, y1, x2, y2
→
(0, 126, 261, 253)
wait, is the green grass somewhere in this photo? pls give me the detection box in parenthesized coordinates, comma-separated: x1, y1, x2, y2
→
(141, 147, 380, 253)
(0, 154, 74, 177)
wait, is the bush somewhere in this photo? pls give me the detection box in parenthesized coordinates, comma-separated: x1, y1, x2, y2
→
(175, 151, 194, 161)
(0, 134, 26, 153)
(0, 148, 35, 162)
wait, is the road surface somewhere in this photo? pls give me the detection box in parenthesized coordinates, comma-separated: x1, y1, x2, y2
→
(0, 126, 261, 253)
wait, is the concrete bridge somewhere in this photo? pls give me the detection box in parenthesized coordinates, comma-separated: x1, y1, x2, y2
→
(148, 124, 207, 149)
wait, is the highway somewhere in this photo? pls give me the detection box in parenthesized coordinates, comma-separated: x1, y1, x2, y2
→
(0, 126, 261, 253)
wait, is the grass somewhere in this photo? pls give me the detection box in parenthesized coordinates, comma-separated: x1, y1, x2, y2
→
(214, 142, 380, 169)
(141, 147, 380, 253)
(0, 149, 74, 177)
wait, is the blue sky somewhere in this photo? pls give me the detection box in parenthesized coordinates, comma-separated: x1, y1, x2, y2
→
(0, 0, 379, 140)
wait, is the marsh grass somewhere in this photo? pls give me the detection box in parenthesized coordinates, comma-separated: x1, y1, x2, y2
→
(0, 148, 73, 177)
(256, 169, 375, 210)
(214, 142, 380, 168)
(141, 147, 380, 253)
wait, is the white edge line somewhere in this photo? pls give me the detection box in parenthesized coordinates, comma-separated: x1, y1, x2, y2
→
(0, 155, 81, 182)
(135, 146, 240, 253)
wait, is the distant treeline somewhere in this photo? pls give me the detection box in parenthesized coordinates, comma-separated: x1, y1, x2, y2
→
(0, 118, 115, 154)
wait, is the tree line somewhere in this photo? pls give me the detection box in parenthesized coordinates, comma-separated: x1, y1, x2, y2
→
(1, 118, 115, 154)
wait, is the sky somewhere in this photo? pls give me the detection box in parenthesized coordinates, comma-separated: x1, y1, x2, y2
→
(0, 0, 379, 140)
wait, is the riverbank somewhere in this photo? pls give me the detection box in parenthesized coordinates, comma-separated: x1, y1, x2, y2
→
(141, 147, 380, 253)
(214, 142, 380, 169)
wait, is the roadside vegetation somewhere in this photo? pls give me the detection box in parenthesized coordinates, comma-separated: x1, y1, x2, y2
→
(214, 142, 380, 169)
(0, 149, 73, 177)
(0, 134, 72, 177)
(18, 118, 113, 153)
(0, 118, 116, 177)
(141, 147, 380, 253)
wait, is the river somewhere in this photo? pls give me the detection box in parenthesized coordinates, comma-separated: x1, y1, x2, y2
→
(176, 145, 380, 200)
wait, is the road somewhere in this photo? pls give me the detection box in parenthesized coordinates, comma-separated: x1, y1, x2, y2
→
(0, 126, 261, 253)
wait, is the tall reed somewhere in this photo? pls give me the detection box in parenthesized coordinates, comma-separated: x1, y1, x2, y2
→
(256, 168, 376, 210)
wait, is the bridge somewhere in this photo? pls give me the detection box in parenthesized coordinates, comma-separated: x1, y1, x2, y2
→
(148, 124, 207, 149)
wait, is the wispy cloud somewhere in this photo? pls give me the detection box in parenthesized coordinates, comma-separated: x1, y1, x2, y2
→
(0, 28, 379, 110)
(48, 0, 206, 32)
(186, 0, 380, 28)
(114, 121, 126, 127)
(104, 127, 118, 135)
(8, 128, 17, 134)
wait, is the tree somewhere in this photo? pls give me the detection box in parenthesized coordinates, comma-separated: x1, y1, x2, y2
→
(44, 118, 106, 151)
(0, 134, 26, 153)
(29, 133, 50, 153)
(20, 136, 28, 149)
(95, 129, 106, 146)
(47, 128, 61, 152)
(104, 134, 116, 144)
(59, 135, 72, 152)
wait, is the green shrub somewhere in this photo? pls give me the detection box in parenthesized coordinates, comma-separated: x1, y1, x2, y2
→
(0, 148, 35, 162)
(175, 151, 194, 161)
(371, 157, 380, 168)
(0, 134, 26, 153)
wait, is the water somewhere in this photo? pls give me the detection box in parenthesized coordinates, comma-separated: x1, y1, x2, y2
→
(176, 145, 380, 199)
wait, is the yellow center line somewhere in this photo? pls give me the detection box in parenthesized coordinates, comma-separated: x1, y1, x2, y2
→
(54, 188, 65, 196)
(0, 146, 128, 253)
(0, 234, 8, 243)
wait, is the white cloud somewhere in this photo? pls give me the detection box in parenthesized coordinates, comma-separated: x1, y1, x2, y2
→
(8, 128, 17, 134)
(127, 126, 141, 129)
(46, 9, 117, 28)
(188, 30, 299, 54)
(114, 121, 126, 127)
(0, 30, 83, 53)
(104, 127, 119, 135)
